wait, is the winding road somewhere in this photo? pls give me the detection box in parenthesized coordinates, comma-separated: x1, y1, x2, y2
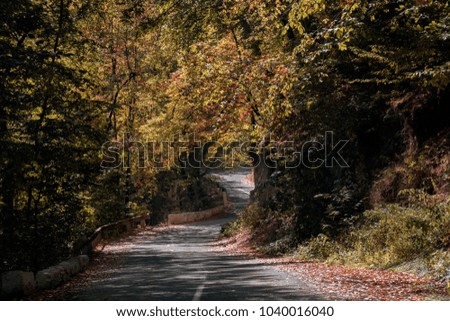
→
(60, 170, 324, 301)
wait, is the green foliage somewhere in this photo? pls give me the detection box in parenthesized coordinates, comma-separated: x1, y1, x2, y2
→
(213, 0, 450, 280)
(0, 0, 105, 271)
(350, 192, 450, 266)
(1, 0, 449, 278)
(232, 202, 296, 248)
(221, 219, 244, 238)
(296, 191, 450, 278)
(296, 234, 341, 262)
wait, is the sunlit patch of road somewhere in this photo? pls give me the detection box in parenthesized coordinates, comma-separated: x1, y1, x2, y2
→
(51, 169, 324, 301)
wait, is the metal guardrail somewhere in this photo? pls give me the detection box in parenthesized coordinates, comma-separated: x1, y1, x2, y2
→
(2, 181, 232, 298)
(77, 185, 230, 254)
(77, 214, 149, 255)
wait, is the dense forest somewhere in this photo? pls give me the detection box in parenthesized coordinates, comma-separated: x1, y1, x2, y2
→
(1, 0, 449, 280)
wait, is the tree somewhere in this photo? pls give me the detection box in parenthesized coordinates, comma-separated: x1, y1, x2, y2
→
(0, 0, 104, 271)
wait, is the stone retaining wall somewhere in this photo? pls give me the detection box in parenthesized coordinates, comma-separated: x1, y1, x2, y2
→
(167, 205, 228, 225)
(1, 190, 230, 298)
(167, 191, 231, 225)
(1, 215, 149, 299)
(1, 255, 89, 298)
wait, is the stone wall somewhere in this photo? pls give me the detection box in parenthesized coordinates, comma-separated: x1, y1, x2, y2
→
(149, 170, 226, 225)
(167, 191, 230, 225)
(1, 185, 228, 298)
(1, 214, 149, 299)
(1, 255, 89, 298)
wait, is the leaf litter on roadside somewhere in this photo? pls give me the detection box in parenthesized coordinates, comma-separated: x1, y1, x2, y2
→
(212, 229, 449, 301)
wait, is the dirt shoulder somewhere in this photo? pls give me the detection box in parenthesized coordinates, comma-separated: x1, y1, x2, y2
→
(27, 222, 449, 301)
(212, 229, 450, 301)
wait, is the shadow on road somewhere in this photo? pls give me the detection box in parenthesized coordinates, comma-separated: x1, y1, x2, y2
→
(57, 169, 324, 301)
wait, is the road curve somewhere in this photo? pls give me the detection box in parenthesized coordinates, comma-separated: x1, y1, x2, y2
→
(60, 169, 324, 300)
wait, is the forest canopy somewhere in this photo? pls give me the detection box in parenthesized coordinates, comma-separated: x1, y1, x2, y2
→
(1, 0, 449, 273)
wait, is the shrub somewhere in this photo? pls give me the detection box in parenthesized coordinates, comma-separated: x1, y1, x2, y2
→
(352, 192, 450, 266)
(297, 234, 341, 262)
(296, 190, 450, 277)
(227, 203, 297, 246)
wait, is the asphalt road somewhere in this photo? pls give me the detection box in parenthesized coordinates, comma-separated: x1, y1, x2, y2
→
(62, 170, 324, 300)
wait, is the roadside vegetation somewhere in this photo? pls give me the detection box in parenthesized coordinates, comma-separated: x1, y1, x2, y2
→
(1, 0, 449, 291)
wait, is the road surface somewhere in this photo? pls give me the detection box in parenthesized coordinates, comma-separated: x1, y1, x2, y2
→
(61, 170, 324, 300)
